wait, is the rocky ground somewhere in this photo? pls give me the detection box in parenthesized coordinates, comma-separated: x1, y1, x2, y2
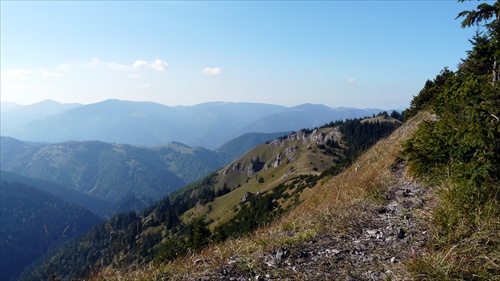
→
(184, 160, 432, 281)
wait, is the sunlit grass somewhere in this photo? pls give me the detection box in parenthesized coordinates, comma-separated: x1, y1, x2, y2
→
(88, 112, 429, 280)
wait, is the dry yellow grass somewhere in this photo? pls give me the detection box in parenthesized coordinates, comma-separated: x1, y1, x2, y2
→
(89, 112, 431, 280)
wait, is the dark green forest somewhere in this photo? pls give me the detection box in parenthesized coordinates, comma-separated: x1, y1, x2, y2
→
(0, 170, 112, 217)
(0, 181, 103, 281)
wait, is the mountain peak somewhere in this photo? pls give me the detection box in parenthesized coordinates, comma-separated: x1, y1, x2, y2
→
(292, 103, 331, 110)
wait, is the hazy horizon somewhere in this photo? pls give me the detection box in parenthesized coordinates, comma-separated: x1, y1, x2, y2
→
(0, 98, 406, 111)
(1, 1, 480, 109)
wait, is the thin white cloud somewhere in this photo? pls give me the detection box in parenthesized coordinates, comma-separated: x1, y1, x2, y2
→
(60, 58, 168, 72)
(347, 78, 356, 84)
(87, 58, 103, 67)
(202, 67, 222, 76)
(59, 58, 102, 69)
(133, 59, 168, 71)
(151, 59, 168, 71)
(58, 63, 71, 70)
(133, 60, 149, 69)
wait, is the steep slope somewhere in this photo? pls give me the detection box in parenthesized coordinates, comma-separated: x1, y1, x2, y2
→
(0, 181, 103, 281)
(20, 115, 401, 280)
(91, 112, 430, 281)
(181, 126, 345, 230)
(0, 170, 112, 217)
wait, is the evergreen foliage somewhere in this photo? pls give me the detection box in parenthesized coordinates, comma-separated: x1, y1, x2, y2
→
(339, 119, 400, 159)
(404, 68, 455, 119)
(0, 181, 102, 281)
(404, 1, 500, 278)
(0, 170, 112, 217)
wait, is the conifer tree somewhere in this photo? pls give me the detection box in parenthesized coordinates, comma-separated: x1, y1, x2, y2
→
(457, 0, 500, 83)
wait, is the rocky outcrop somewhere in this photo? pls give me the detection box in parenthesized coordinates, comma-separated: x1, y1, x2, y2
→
(269, 127, 342, 149)
(309, 129, 323, 144)
(271, 152, 281, 168)
(284, 146, 297, 163)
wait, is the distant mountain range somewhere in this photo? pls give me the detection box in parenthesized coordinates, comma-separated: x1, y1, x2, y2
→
(1, 99, 389, 149)
(1, 99, 82, 137)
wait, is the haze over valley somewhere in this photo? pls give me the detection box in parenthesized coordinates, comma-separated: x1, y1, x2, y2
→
(1, 1, 499, 280)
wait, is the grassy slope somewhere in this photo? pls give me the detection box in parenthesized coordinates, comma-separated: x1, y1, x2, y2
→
(92, 112, 431, 280)
(182, 126, 342, 228)
(361, 115, 402, 124)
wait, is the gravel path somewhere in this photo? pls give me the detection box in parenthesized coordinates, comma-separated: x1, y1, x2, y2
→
(187, 161, 431, 281)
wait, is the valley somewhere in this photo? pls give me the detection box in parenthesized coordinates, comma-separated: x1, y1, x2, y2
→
(15, 113, 403, 281)
(0, 181, 103, 281)
(2, 1, 499, 280)
(1, 99, 402, 280)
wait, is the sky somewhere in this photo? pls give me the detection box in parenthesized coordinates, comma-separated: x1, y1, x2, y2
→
(0, 1, 487, 109)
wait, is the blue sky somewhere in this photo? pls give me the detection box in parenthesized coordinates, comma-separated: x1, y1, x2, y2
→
(0, 1, 485, 109)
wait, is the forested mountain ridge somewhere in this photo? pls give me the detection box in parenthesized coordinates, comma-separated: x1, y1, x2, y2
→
(183, 114, 403, 233)
(0, 131, 309, 216)
(0, 137, 221, 214)
(19, 112, 403, 280)
(236, 104, 389, 137)
(0, 170, 112, 217)
(0, 181, 103, 281)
